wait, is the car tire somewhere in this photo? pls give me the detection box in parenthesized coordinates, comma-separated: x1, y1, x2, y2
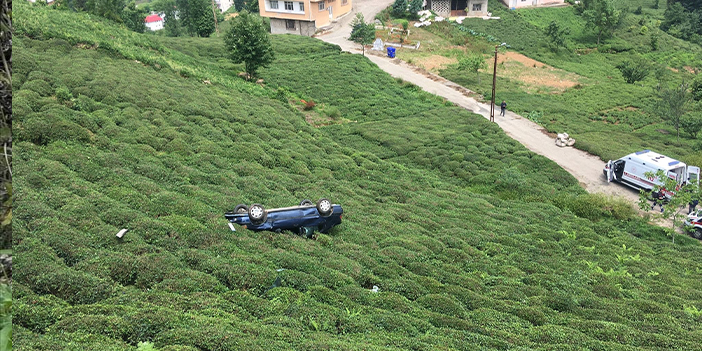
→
(248, 204, 267, 225)
(693, 228, 702, 240)
(234, 204, 249, 214)
(316, 198, 333, 217)
(300, 199, 314, 206)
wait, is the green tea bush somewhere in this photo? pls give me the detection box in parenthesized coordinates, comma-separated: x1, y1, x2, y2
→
(14, 285, 69, 332)
(416, 294, 467, 319)
(53, 314, 133, 342)
(21, 78, 53, 96)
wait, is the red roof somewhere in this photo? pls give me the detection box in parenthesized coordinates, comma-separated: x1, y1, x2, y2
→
(145, 15, 163, 23)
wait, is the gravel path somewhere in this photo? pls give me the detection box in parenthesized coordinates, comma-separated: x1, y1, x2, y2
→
(317, 0, 641, 202)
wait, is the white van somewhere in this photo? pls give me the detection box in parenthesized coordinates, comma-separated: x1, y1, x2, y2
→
(604, 150, 700, 196)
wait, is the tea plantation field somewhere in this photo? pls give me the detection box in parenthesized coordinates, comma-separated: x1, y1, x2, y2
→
(13, 2, 702, 350)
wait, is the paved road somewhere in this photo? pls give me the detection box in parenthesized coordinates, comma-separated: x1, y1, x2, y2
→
(317, 0, 640, 202)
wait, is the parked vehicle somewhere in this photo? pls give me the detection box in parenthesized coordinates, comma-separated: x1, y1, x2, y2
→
(604, 150, 700, 197)
(684, 210, 702, 240)
(224, 198, 343, 238)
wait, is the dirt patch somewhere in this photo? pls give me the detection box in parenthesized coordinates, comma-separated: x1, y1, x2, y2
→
(684, 66, 699, 74)
(415, 55, 457, 71)
(489, 51, 582, 93)
(540, 128, 557, 139)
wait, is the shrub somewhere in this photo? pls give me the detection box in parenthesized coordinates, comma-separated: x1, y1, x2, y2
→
(14, 291, 69, 332)
(416, 294, 467, 319)
(55, 86, 73, 104)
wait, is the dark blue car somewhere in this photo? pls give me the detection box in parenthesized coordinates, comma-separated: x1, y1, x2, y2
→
(224, 199, 343, 238)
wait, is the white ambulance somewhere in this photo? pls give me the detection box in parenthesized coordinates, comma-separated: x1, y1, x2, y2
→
(604, 150, 700, 197)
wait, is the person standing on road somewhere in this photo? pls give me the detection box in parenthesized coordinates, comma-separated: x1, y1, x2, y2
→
(500, 100, 507, 116)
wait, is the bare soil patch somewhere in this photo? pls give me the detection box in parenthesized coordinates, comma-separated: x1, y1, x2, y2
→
(416, 55, 457, 71)
(490, 51, 582, 93)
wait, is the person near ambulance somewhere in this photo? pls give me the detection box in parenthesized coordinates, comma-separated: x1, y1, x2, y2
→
(651, 188, 665, 212)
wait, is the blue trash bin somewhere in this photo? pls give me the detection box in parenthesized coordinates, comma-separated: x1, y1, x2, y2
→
(387, 47, 396, 58)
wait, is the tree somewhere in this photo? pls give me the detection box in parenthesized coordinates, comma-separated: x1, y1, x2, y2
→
(408, 0, 423, 18)
(680, 112, 702, 138)
(234, 0, 245, 11)
(176, 0, 216, 37)
(638, 169, 698, 244)
(582, 0, 621, 45)
(349, 13, 375, 56)
(224, 10, 275, 79)
(457, 53, 487, 84)
(153, 0, 182, 36)
(392, 0, 408, 17)
(85, 0, 125, 22)
(544, 20, 570, 51)
(122, 1, 147, 33)
(245, 0, 258, 12)
(616, 58, 650, 84)
(692, 75, 702, 101)
(655, 81, 692, 142)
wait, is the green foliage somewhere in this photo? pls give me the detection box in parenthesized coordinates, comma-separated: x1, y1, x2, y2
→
(224, 10, 275, 78)
(234, 0, 245, 11)
(349, 13, 375, 55)
(581, 0, 622, 45)
(680, 112, 702, 138)
(457, 53, 487, 83)
(661, 1, 702, 44)
(122, 1, 147, 33)
(692, 75, 702, 101)
(0, 284, 10, 351)
(153, 0, 182, 36)
(176, 0, 216, 37)
(616, 58, 651, 84)
(545, 20, 570, 50)
(85, 0, 126, 22)
(392, 0, 408, 18)
(655, 81, 693, 141)
(408, 0, 423, 17)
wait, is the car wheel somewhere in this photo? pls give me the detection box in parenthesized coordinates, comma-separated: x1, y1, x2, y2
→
(248, 204, 267, 225)
(234, 204, 249, 214)
(300, 199, 314, 206)
(693, 228, 702, 240)
(316, 198, 333, 217)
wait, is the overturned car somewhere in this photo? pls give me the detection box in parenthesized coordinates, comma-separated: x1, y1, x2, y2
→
(224, 199, 343, 238)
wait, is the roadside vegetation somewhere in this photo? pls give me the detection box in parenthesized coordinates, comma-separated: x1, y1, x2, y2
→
(13, 1, 702, 350)
(381, 0, 702, 167)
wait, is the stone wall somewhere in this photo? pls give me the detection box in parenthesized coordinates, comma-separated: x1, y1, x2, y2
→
(270, 18, 317, 36)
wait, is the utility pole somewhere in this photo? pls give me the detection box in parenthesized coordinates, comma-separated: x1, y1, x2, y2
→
(490, 43, 506, 123)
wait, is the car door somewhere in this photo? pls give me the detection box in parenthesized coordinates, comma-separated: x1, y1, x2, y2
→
(606, 160, 614, 183)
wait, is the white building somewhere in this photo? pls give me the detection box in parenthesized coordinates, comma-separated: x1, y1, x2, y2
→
(145, 14, 164, 31)
(215, 0, 234, 12)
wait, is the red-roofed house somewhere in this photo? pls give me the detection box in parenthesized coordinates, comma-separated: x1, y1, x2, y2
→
(145, 14, 164, 31)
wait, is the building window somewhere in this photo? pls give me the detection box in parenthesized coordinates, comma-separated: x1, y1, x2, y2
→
(286, 20, 296, 30)
(318, 2, 324, 10)
(472, 3, 482, 11)
(284, 1, 293, 10)
(299, 2, 304, 11)
(270, 0, 278, 9)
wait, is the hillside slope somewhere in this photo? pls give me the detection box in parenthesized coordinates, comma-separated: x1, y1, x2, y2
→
(14, 2, 702, 350)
